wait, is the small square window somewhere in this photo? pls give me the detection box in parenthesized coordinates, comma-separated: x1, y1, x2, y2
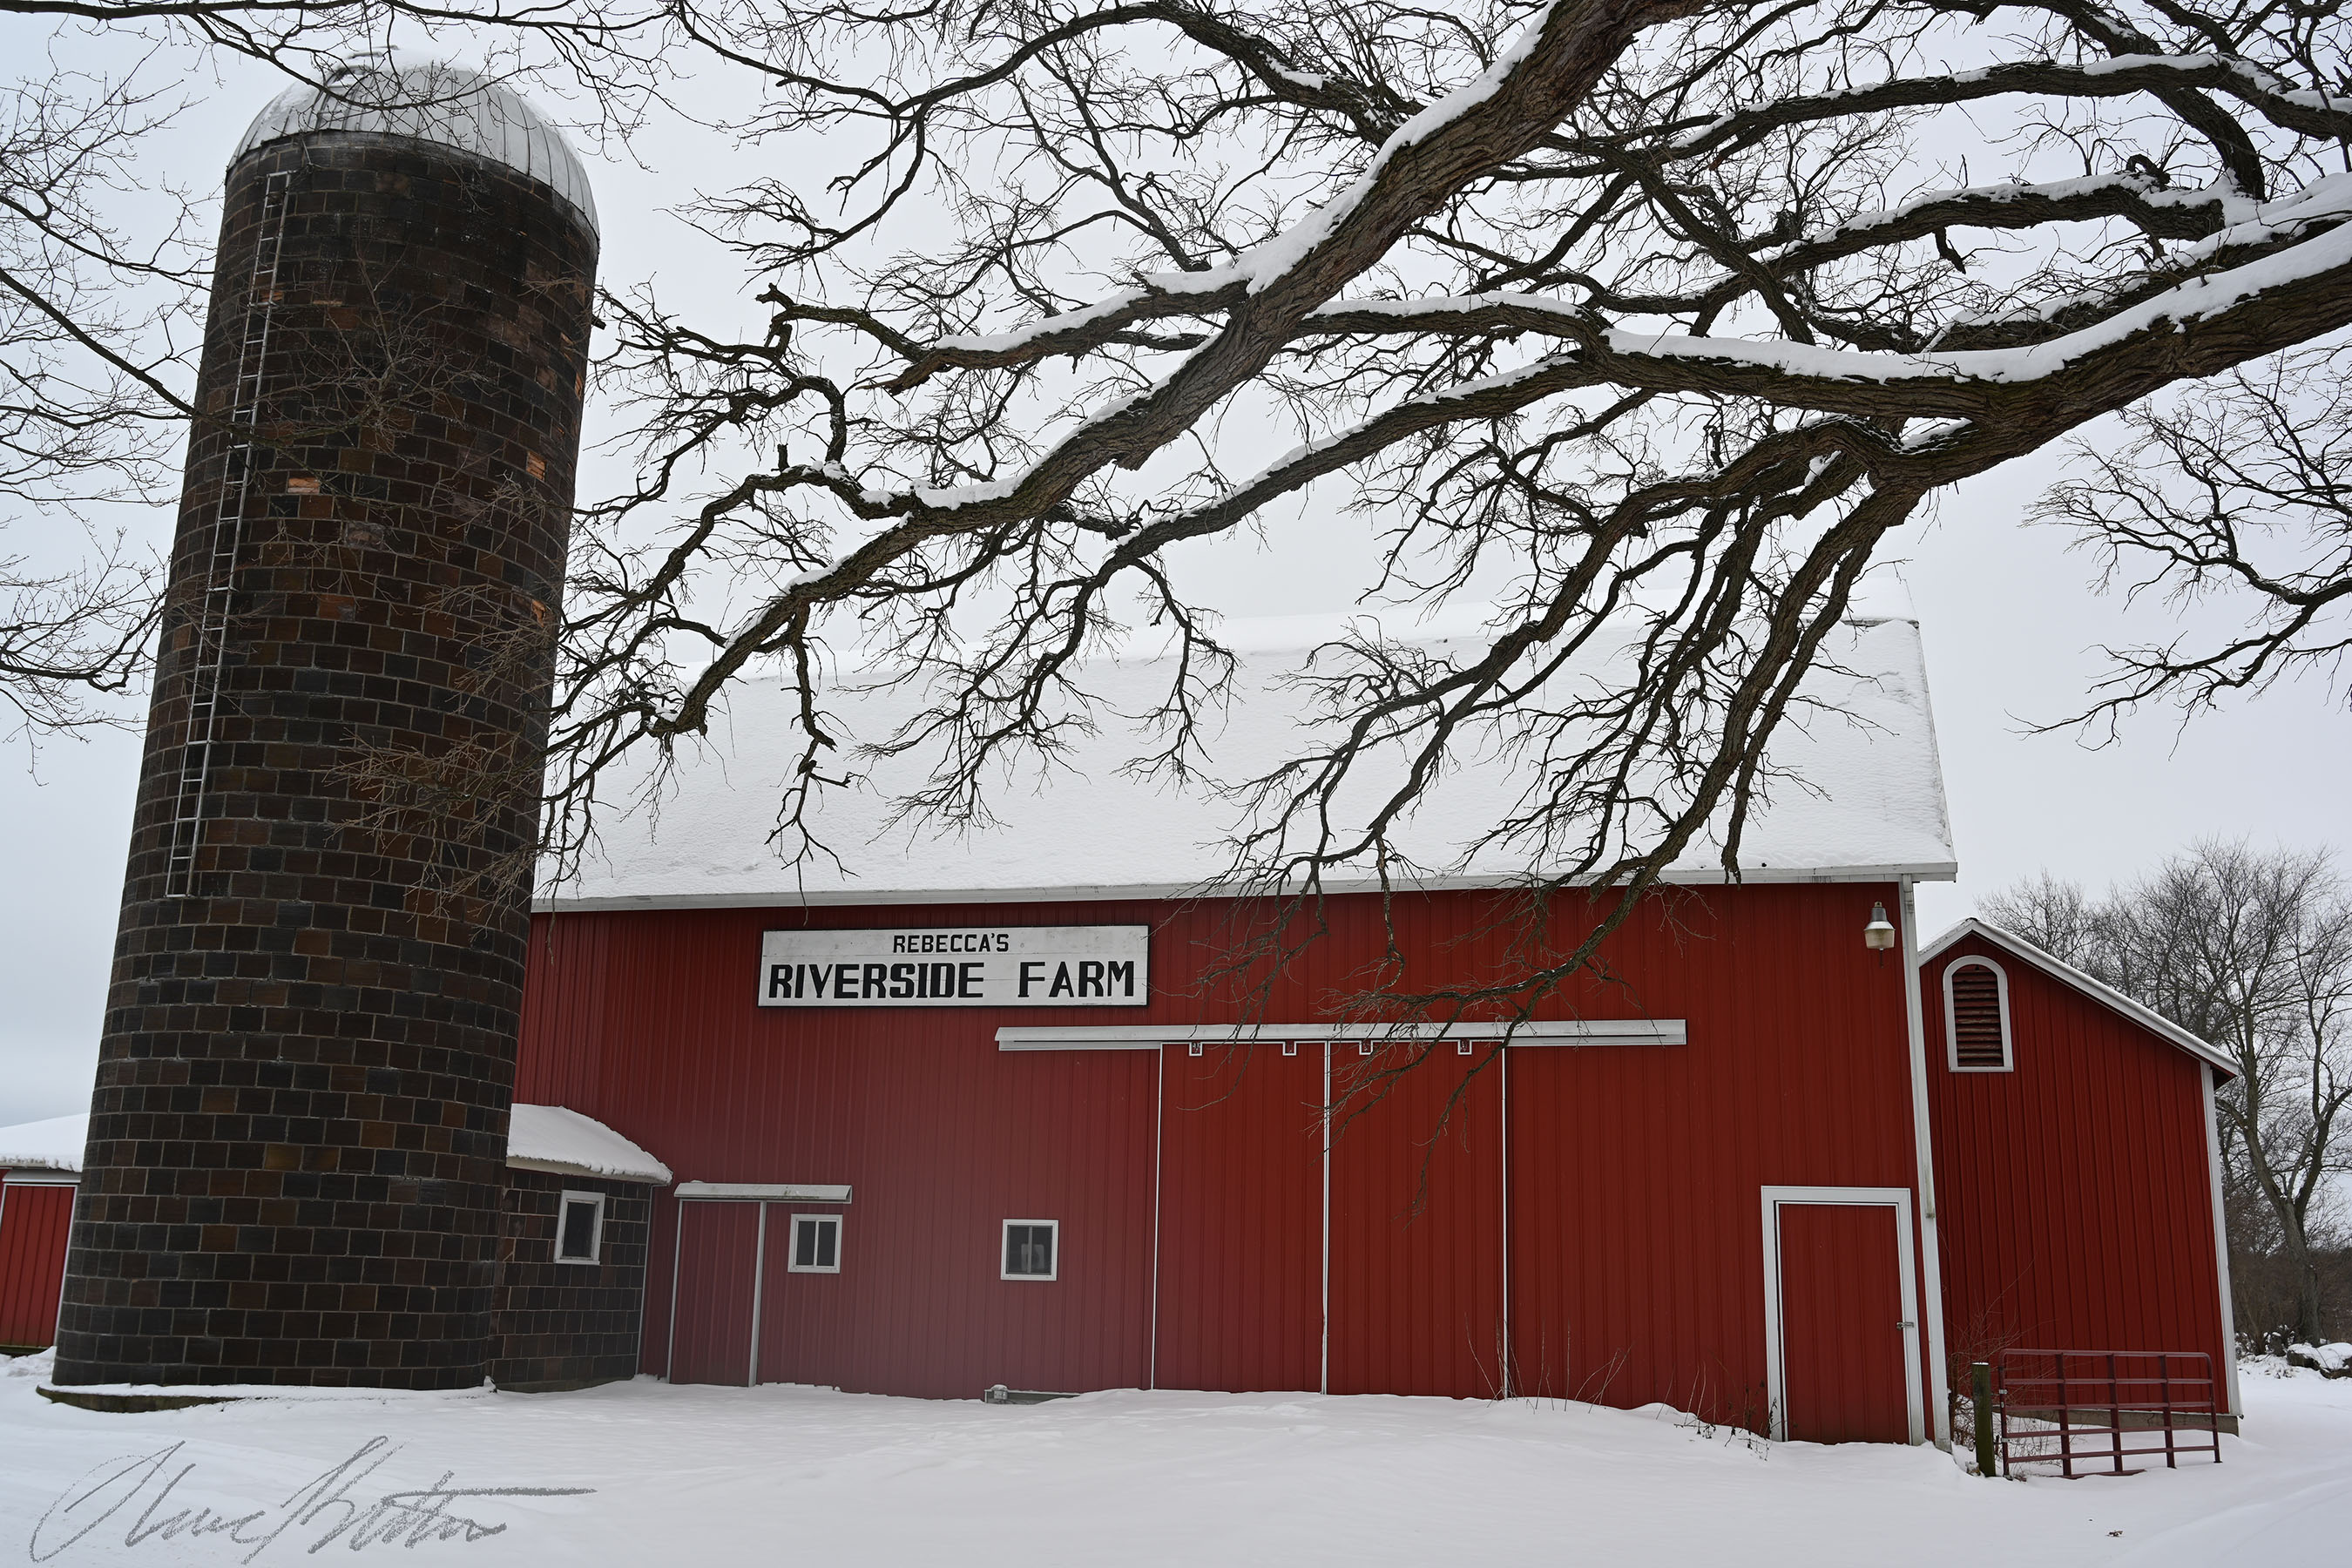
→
(556, 1191, 605, 1265)
(789, 1213, 842, 1274)
(1457, 1040, 1473, 1056)
(1281, 1042, 1298, 1057)
(1359, 1042, 1373, 1057)
(1003, 1220, 1058, 1281)
(1188, 1043, 1203, 1057)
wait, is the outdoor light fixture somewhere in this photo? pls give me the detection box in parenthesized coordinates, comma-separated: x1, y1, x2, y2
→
(1863, 902, 1898, 957)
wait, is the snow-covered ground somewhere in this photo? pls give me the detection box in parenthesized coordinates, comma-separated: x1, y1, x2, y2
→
(3, 1353, 2345, 1565)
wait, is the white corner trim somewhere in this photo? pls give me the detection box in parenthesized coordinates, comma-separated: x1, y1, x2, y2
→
(1941, 954, 2014, 1073)
(1760, 1185, 1925, 1446)
(675, 1181, 851, 1203)
(996, 1019, 1685, 1051)
(1902, 879, 1953, 1448)
(2201, 1064, 2244, 1418)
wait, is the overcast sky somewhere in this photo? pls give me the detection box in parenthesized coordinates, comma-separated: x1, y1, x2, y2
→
(3, 29, 2347, 1128)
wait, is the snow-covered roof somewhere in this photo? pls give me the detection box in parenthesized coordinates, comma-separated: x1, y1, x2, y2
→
(0, 1114, 86, 1175)
(544, 608, 1956, 912)
(505, 1104, 672, 1184)
(1921, 918, 2236, 1078)
(0, 1105, 669, 1184)
(236, 56, 598, 235)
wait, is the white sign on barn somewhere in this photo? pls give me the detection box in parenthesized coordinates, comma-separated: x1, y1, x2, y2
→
(758, 925, 1150, 1008)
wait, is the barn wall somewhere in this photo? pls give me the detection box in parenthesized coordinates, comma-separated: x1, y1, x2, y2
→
(1925, 936, 2232, 1405)
(0, 1179, 77, 1351)
(518, 882, 1930, 1417)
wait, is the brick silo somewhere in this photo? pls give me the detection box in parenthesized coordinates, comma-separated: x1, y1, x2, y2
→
(51, 58, 599, 1389)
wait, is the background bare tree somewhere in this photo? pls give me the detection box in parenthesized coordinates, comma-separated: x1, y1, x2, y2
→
(555, 0, 2352, 1037)
(1984, 841, 2352, 1348)
(2038, 341, 2352, 732)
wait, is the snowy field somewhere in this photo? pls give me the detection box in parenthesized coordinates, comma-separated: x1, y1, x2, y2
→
(3, 1354, 2346, 1566)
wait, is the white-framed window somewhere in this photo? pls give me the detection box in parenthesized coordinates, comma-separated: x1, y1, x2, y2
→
(1002, 1219, 1058, 1281)
(1281, 1042, 1298, 1057)
(1944, 956, 2013, 1072)
(556, 1190, 605, 1265)
(788, 1213, 842, 1274)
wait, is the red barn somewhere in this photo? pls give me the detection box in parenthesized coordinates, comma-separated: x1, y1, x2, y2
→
(0, 1117, 80, 1354)
(3, 610, 2238, 1442)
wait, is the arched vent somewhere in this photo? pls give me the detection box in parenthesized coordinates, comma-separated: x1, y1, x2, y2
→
(1950, 962, 2009, 1069)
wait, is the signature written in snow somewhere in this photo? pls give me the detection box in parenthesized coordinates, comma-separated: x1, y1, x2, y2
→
(28, 1437, 595, 1562)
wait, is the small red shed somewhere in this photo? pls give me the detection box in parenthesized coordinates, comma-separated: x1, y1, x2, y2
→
(1922, 919, 2239, 1422)
(0, 1115, 82, 1353)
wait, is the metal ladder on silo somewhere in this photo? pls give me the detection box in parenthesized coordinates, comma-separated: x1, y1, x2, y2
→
(166, 168, 294, 898)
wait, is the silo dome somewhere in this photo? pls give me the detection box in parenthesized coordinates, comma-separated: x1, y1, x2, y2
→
(234, 55, 598, 234)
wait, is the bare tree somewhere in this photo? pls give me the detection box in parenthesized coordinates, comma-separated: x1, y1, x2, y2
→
(1985, 842, 2352, 1346)
(2038, 341, 2352, 731)
(557, 1, 2352, 1044)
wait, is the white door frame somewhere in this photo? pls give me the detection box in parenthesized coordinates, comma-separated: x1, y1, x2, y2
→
(1760, 1185, 1924, 1444)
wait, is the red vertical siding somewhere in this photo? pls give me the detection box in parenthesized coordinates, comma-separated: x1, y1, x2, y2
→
(0, 1179, 74, 1350)
(1153, 1044, 1323, 1392)
(1505, 884, 1926, 1428)
(1777, 1203, 1909, 1443)
(1327, 1044, 1504, 1397)
(1926, 936, 2230, 1393)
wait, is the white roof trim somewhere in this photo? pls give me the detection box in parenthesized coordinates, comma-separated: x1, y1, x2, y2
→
(997, 1019, 1684, 1050)
(1920, 918, 2235, 1076)
(675, 1182, 851, 1202)
(536, 864, 1956, 915)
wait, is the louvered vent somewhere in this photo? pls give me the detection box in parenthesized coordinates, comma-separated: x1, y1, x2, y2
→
(1951, 963, 2007, 1068)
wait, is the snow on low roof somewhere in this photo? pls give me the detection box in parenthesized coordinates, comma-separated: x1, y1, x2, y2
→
(0, 1114, 87, 1174)
(505, 1104, 672, 1183)
(544, 607, 1957, 912)
(0, 1105, 670, 1184)
(1921, 917, 2236, 1078)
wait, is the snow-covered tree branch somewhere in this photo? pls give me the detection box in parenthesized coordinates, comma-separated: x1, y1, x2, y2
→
(563, 0, 2352, 1019)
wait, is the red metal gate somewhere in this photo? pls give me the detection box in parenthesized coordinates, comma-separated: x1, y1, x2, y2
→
(1776, 1203, 1910, 1443)
(669, 1201, 760, 1385)
(1994, 1349, 2222, 1476)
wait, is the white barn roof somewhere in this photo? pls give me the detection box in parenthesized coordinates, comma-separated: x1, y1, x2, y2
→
(0, 1105, 669, 1184)
(545, 607, 1955, 911)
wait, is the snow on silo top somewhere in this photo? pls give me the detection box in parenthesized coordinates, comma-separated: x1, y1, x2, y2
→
(234, 56, 598, 235)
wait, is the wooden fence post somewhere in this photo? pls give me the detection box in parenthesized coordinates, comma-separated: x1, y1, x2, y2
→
(1972, 1362, 1997, 1477)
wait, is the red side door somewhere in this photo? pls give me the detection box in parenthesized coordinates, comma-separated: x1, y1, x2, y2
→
(1153, 1044, 1325, 1392)
(1777, 1202, 1910, 1443)
(0, 1180, 75, 1350)
(669, 1200, 760, 1386)
(757, 1204, 852, 1389)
